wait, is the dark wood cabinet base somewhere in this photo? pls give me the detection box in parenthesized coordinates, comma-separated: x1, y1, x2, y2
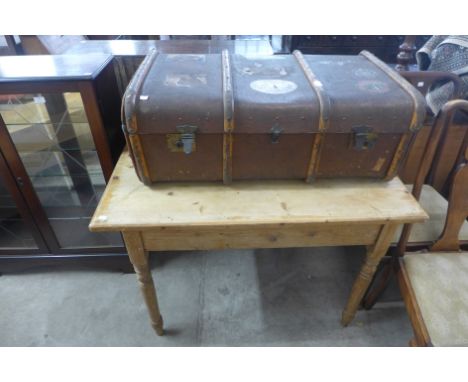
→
(0, 253, 133, 274)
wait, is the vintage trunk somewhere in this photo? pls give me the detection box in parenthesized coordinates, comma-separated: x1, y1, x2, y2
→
(123, 49, 426, 185)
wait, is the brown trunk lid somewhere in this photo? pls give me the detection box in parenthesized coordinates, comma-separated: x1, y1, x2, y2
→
(126, 51, 224, 134)
(231, 54, 319, 133)
(303, 52, 426, 133)
(125, 50, 425, 136)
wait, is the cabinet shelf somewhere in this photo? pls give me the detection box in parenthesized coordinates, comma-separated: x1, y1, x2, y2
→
(28, 172, 105, 179)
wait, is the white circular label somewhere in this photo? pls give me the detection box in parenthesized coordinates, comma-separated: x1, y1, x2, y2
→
(250, 79, 298, 95)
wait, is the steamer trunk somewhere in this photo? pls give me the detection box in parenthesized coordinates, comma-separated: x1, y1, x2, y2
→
(123, 49, 426, 184)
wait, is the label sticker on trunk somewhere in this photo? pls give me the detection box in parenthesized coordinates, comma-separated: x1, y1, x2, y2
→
(250, 79, 297, 95)
(357, 80, 390, 94)
(166, 54, 206, 63)
(164, 74, 208, 87)
(353, 68, 378, 78)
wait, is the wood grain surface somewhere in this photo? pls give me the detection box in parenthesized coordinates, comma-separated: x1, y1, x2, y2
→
(89, 150, 427, 232)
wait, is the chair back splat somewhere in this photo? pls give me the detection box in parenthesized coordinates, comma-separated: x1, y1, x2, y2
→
(431, 163, 468, 251)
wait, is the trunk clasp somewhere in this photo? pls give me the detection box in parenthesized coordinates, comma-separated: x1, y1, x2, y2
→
(352, 126, 378, 150)
(174, 124, 198, 154)
(270, 123, 283, 144)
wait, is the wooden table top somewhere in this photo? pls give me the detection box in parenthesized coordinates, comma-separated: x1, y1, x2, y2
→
(63, 40, 274, 57)
(89, 150, 428, 232)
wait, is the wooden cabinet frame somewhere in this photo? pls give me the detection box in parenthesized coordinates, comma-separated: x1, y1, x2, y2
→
(0, 55, 130, 272)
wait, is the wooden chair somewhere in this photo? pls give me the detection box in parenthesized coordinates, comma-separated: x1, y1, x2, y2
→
(362, 69, 464, 308)
(398, 71, 465, 186)
(396, 100, 468, 346)
(397, 36, 468, 191)
(396, 70, 465, 248)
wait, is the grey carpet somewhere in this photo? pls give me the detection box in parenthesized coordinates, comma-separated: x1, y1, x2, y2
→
(0, 246, 411, 346)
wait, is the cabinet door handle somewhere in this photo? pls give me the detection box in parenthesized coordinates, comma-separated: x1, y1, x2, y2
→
(16, 177, 24, 187)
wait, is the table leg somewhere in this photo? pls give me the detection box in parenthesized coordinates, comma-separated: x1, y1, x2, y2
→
(341, 223, 398, 326)
(122, 231, 164, 336)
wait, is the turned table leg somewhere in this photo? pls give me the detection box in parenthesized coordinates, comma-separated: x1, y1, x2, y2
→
(341, 223, 398, 326)
(122, 231, 164, 336)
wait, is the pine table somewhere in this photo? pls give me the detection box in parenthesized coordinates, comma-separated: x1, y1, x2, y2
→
(89, 150, 427, 335)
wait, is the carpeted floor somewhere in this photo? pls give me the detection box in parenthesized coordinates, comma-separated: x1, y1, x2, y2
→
(0, 246, 412, 346)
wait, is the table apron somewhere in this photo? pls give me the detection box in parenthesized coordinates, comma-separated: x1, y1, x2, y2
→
(138, 223, 383, 251)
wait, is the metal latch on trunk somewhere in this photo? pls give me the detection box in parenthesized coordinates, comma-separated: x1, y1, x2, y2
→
(167, 125, 198, 154)
(352, 126, 378, 150)
(270, 124, 283, 144)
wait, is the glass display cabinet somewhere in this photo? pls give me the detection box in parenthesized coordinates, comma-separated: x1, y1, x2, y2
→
(0, 54, 129, 272)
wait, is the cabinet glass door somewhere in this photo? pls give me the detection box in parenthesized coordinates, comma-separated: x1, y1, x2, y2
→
(0, 169, 38, 249)
(0, 92, 121, 249)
